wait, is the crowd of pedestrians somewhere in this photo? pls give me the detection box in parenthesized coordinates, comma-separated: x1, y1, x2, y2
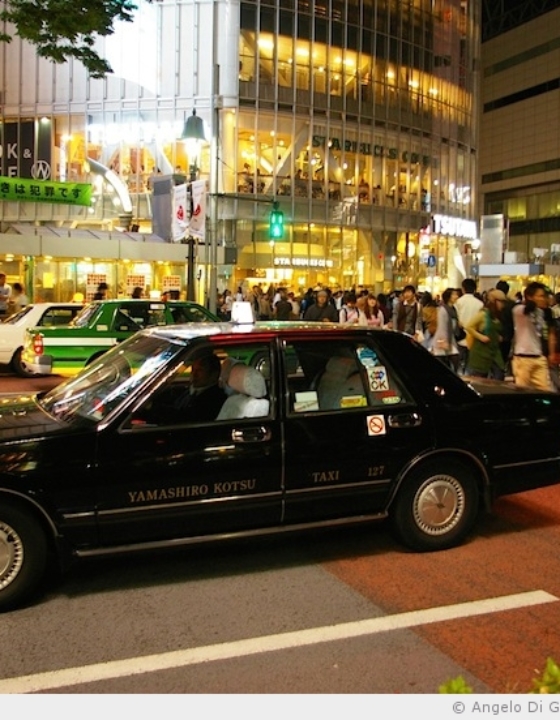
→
(217, 278, 560, 393)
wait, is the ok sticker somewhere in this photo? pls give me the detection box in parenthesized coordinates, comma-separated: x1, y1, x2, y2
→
(368, 365, 389, 392)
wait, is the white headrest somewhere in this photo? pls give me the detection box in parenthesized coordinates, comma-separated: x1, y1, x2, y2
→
(227, 364, 267, 398)
(220, 357, 240, 385)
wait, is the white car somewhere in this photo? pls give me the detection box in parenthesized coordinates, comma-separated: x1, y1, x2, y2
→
(0, 302, 83, 376)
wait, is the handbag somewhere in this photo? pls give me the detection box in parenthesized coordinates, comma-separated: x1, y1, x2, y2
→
(454, 324, 466, 342)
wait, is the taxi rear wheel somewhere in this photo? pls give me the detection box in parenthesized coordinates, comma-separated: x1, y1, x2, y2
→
(391, 460, 479, 552)
(12, 347, 37, 378)
(0, 503, 48, 612)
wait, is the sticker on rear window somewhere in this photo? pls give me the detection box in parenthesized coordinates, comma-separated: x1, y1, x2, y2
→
(367, 366, 389, 392)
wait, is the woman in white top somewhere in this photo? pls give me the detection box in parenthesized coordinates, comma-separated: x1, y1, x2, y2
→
(356, 294, 383, 327)
(365, 294, 384, 327)
(220, 289, 233, 320)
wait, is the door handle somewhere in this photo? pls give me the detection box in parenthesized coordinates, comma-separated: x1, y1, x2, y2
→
(388, 412, 422, 428)
(231, 426, 272, 443)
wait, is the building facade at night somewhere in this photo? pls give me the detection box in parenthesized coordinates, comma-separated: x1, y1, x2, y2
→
(479, 0, 560, 293)
(0, 0, 480, 302)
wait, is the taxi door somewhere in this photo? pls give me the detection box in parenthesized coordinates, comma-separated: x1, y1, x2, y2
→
(93, 339, 283, 546)
(280, 334, 434, 523)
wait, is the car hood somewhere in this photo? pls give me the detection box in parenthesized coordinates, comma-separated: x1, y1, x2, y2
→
(0, 395, 62, 440)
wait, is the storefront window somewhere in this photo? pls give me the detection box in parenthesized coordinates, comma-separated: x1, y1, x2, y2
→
(26, 258, 187, 304)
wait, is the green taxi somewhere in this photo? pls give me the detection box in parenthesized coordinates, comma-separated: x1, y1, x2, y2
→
(21, 299, 218, 377)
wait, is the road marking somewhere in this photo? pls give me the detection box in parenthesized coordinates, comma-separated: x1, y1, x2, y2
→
(0, 590, 556, 693)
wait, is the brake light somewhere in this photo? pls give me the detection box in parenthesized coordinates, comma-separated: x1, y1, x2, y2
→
(32, 334, 44, 355)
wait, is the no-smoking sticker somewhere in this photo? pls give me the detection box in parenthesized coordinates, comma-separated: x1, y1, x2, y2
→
(367, 414, 386, 437)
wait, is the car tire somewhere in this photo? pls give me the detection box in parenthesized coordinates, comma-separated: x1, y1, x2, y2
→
(391, 459, 479, 552)
(0, 503, 48, 612)
(11, 347, 37, 378)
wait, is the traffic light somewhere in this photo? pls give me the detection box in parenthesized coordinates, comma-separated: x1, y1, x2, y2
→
(269, 204, 284, 240)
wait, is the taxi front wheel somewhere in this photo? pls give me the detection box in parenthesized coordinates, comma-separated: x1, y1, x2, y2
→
(391, 460, 479, 552)
(0, 503, 48, 612)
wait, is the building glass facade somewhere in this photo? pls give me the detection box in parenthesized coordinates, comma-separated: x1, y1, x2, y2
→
(479, 2, 560, 294)
(0, 0, 480, 300)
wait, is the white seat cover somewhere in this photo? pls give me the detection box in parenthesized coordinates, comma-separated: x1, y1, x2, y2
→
(216, 365, 269, 420)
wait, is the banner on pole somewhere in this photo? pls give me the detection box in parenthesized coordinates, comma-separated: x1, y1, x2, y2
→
(0, 175, 92, 206)
(171, 183, 188, 242)
(188, 179, 206, 240)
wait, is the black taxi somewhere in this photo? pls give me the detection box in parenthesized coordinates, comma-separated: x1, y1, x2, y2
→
(2, 322, 560, 611)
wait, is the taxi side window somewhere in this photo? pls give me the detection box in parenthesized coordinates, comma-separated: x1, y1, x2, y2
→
(173, 305, 209, 323)
(284, 339, 412, 413)
(40, 308, 81, 327)
(116, 304, 166, 330)
(128, 342, 272, 428)
(170, 307, 188, 323)
(147, 308, 167, 326)
(114, 309, 142, 332)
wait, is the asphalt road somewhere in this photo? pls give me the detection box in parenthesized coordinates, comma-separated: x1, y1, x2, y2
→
(1, 368, 560, 695)
(1, 485, 560, 694)
(0, 366, 64, 394)
(2, 523, 493, 694)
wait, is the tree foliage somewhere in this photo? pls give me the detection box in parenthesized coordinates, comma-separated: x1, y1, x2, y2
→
(0, 0, 140, 77)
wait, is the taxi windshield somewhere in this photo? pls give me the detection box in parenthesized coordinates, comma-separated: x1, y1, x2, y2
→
(39, 334, 184, 424)
(2, 307, 32, 325)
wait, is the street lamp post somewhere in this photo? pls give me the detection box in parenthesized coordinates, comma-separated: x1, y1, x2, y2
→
(208, 60, 220, 316)
(181, 109, 206, 301)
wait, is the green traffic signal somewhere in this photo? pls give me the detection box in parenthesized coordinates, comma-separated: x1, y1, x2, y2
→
(269, 208, 284, 240)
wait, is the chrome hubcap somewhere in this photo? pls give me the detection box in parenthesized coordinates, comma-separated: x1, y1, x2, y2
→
(0, 521, 24, 590)
(413, 476, 464, 536)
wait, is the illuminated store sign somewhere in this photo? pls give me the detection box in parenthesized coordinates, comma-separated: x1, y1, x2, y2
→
(274, 257, 334, 268)
(0, 120, 52, 180)
(312, 136, 431, 166)
(432, 214, 477, 240)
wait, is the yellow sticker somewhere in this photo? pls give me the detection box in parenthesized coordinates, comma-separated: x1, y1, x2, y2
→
(340, 395, 367, 408)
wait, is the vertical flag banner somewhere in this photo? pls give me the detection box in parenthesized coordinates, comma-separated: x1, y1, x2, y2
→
(171, 183, 188, 242)
(188, 179, 206, 239)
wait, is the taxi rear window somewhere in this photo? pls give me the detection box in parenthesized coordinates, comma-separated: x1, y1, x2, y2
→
(284, 338, 412, 413)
